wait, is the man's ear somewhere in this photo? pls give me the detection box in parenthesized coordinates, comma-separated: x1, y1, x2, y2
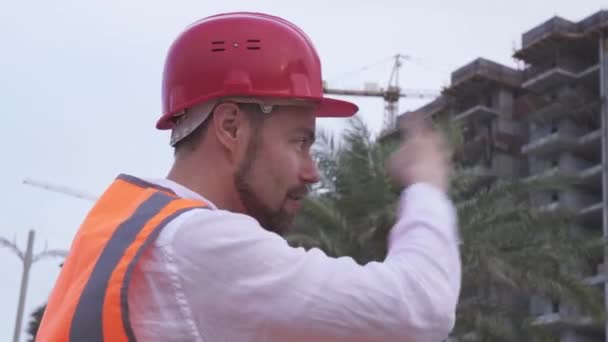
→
(211, 102, 248, 155)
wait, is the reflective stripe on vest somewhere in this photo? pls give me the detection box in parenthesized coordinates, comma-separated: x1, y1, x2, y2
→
(37, 174, 207, 342)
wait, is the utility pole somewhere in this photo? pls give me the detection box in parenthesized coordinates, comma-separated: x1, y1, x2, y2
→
(1, 229, 68, 342)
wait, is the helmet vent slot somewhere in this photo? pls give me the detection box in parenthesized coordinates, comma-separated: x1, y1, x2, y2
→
(246, 39, 261, 50)
(211, 41, 226, 52)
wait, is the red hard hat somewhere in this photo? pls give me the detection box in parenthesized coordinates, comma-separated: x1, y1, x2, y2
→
(156, 12, 358, 130)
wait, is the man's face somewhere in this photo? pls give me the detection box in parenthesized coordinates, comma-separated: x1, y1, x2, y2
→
(234, 105, 320, 235)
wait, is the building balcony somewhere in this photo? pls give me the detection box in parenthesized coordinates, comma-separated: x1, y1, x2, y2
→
(522, 131, 579, 157)
(531, 276, 604, 330)
(533, 312, 562, 326)
(538, 198, 602, 227)
(381, 96, 451, 143)
(578, 201, 603, 226)
(579, 164, 602, 186)
(578, 63, 600, 86)
(579, 10, 608, 32)
(416, 95, 449, 119)
(522, 63, 600, 93)
(444, 58, 522, 97)
(531, 311, 598, 330)
(582, 273, 607, 286)
(531, 310, 605, 337)
(516, 17, 578, 58)
(513, 12, 603, 65)
(579, 129, 602, 160)
(535, 183, 600, 212)
(452, 105, 500, 124)
(579, 129, 601, 146)
(524, 166, 565, 183)
(522, 67, 579, 93)
(525, 163, 600, 187)
(522, 128, 600, 159)
(525, 84, 598, 123)
(583, 263, 608, 287)
(526, 101, 568, 123)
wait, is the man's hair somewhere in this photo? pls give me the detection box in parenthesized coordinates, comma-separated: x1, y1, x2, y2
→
(173, 102, 268, 158)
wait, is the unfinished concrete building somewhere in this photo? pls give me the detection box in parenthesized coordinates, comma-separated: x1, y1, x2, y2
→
(442, 58, 526, 179)
(389, 10, 608, 341)
(390, 58, 528, 183)
(514, 11, 606, 342)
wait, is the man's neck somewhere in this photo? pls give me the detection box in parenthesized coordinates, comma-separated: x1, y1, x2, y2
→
(166, 161, 243, 214)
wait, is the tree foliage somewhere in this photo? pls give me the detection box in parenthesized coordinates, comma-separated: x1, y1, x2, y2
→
(26, 303, 46, 342)
(288, 116, 605, 340)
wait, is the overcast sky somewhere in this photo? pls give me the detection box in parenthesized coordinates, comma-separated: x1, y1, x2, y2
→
(1, 0, 606, 340)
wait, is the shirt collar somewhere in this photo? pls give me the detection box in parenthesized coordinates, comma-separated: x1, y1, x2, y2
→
(144, 177, 218, 210)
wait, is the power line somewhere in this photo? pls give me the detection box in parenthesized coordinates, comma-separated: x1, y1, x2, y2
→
(326, 55, 396, 83)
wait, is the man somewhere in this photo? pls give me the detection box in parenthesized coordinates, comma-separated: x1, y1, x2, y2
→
(37, 12, 461, 342)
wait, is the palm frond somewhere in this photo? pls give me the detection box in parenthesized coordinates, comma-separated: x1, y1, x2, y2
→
(289, 120, 602, 340)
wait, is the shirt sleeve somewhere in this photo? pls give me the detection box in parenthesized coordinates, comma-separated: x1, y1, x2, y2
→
(169, 182, 461, 342)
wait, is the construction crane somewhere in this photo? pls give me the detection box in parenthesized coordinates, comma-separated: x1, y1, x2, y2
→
(23, 177, 98, 202)
(323, 54, 440, 132)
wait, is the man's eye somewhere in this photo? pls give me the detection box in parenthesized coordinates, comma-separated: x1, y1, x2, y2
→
(295, 138, 309, 149)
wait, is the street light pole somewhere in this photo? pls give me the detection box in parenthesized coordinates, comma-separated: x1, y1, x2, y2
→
(12, 230, 34, 342)
(0, 229, 68, 342)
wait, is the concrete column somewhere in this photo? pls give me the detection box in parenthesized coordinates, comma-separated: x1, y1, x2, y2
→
(599, 28, 608, 342)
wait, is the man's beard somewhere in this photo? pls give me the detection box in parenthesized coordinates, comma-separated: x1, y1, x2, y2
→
(234, 135, 308, 236)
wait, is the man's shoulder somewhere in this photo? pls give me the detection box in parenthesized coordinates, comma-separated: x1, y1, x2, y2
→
(172, 206, 258, 228)
(154, 206, 271, 248)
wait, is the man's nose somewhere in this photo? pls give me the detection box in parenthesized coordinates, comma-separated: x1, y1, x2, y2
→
(301, 160, 321, 184)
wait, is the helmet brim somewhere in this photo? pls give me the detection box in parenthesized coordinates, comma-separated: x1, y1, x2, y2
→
(156, 95, 358, 130)
(315, 97, 359, 118)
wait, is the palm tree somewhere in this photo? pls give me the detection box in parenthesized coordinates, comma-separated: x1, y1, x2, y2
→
(288, 116, 400, 264)
(450, 173, 604, 341)
(288, 116, 604, 341)
(444, 118, 605, 340)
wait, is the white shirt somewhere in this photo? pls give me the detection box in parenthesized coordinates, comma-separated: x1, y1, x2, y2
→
(128, 178, 461, 342)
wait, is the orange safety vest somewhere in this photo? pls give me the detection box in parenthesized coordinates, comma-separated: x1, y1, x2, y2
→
(37, 174, 208, 342)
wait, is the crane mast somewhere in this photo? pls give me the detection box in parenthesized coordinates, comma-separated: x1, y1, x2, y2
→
(322, 54, 439, 132)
